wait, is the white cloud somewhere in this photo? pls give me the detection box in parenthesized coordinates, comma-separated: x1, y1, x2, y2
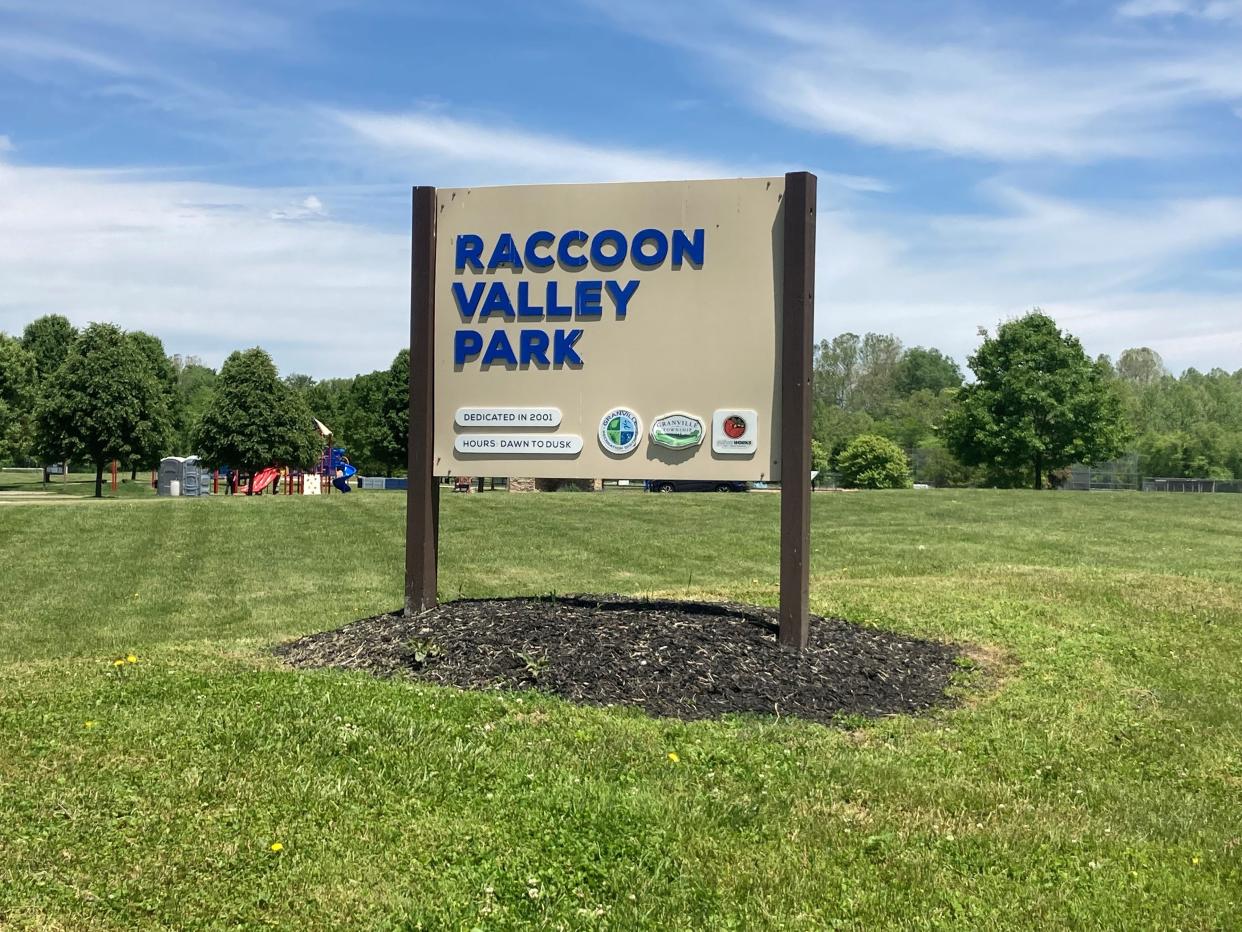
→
(816, 186, 1242, 372)
(0, 163, 407, 377)
(0, 0, 297, 51)
(1119, 0, 1242, 21)
(334, 110, 752, 185)
(0, 32, 133, 75)
(590, 1, 1242, 161)
(269, 194, 327, 221)
(333, 109, 892, 199)
(2, 155, 1238, 380)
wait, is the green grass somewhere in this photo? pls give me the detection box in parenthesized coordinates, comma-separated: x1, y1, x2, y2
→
(0, 468, 160, 499)
(1, 490, 1239, 929)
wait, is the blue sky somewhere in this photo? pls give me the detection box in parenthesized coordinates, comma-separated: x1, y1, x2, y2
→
(1, 0, 1240, 378)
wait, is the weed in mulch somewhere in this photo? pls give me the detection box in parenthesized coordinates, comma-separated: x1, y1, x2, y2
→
(274, 595, 966, 725)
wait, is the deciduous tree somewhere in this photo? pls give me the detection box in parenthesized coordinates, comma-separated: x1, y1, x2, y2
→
(943, 312, 1127, 489)
(192, 348, 320, 490)
(34, 323, 170, 497)
(21, 314, 77, 381)
(0, 334, 37, 464)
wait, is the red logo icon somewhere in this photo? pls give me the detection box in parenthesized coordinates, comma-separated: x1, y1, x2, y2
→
(723, 415, 747, 439)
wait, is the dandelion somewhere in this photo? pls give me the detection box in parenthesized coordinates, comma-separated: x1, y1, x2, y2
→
(84, 721, 96, 729)
(667, 752, 680, 763)
(126, 655, 137, 664)
(112, 659, 125, 668)
(1192, 856, 1201, 865)
(270, 842, 283, 853)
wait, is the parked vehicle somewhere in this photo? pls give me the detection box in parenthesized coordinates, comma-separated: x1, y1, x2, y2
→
(644, 479, 749, 493)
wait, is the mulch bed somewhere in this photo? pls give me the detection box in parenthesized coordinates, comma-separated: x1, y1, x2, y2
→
(274, 595, 964, 725)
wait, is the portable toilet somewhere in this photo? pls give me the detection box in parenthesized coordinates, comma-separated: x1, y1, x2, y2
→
(181, 456, 203, 496)
(158, 457, 186, 496)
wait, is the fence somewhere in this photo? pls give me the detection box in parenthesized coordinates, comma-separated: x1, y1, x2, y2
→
(1143, 477, 1242, 493)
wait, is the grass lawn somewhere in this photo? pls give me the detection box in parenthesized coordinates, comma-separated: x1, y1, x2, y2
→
(1, 489, 1239, 929)
(0, 468, 160, 500)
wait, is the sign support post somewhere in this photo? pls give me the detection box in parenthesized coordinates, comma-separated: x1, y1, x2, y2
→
(406, 185, 439, 614)
(778, 171, 816, 648)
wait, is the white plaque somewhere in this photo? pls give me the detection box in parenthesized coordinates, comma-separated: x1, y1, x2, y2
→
(455, 406, 562, 428)
(454, 434, 582, 455)
(712, 409, 758, 455)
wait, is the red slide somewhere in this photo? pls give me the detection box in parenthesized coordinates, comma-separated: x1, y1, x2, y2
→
(243, 467, 279, 495)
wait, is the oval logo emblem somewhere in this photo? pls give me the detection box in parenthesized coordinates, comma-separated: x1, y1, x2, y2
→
(650, 412, 705, 450)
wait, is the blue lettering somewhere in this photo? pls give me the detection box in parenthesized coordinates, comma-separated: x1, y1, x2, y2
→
(524, 231, 555, 270)
(671, 228, 705, 268)
(479, 282, 515, 321)
(558, 230, 588, 269)
(487, 232, 523, 271)
(553, 328, 584, 367)
(482, 329, 517, 367)
(632, 228, 668, 268)
(546, 281, 572, 319)
(456, 234, 484, 272)
(575, 280, 603, 318)
(590, 229, 626, 269)
(605, 280, 640, 319)
(516, 281, 544, 319)
(519, 329, 550, 366)
(454, 329, 483, 364)
(452, 282, 485, 321)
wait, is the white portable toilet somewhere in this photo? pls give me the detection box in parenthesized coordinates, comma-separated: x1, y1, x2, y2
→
(158, 457, 186, 496)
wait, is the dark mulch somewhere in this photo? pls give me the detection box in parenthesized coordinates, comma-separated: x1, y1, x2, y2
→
(274, 595, 965, 725)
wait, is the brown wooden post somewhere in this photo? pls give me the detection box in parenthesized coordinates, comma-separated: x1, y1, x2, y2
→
(405, 185, 439, 614)
(779, 171, 817, 648)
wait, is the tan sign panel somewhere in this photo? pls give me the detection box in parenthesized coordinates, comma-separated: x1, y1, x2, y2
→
(432, 177, 786, 481)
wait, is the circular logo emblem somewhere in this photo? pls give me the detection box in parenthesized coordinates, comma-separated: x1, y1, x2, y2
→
(599, 407, 642, 455)
(723, 415, 748, 439)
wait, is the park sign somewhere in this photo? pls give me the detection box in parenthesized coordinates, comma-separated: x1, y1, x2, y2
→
(431, 178, 791, 482)
(408, 173, 817, 647)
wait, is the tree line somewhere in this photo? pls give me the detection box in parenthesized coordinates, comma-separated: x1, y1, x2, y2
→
(0, 315, 407, 497)
(812, 311, 1242, 489)
(5, 309, 1239, 495)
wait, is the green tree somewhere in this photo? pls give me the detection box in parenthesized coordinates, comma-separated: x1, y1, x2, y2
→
(943, 312, 1128, 489)
(376, 349, 409, 475)
(0, 334, 37, 464)
(894, 347, 963, 395)
(1116, 347, 1166, 388)
(836, 434, 911, 489)
(21, 314, 77, 382)
(177, 363, 218, 452)
(810, 438, 829, 476)
(192, 348, 320, 490)
(34, 323, 171, 497)
(854, 333, 904, 416)
(125, 331, 179, 477)
(812, 332, 862, 410)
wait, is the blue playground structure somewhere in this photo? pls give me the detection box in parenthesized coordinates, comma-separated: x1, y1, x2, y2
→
(321, 446, 356, 493)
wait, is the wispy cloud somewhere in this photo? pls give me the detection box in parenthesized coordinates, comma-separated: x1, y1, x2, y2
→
(1118, 0, 1242, 22)
(334, 110, 750, 185)
(0, 0, 299, 51)
(817, 184, 1242, 371)
(589, 0, 1242, 162)
(334, 109, 893, 194)
(0, 32, 133, 75)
